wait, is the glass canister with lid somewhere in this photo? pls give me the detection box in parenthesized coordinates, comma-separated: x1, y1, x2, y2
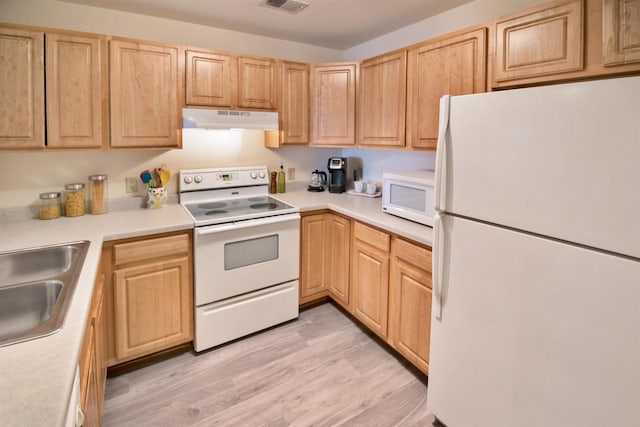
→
(64, 183, 86, 217)
(88, 174, 108, 215)
(39, 192, 61, 220)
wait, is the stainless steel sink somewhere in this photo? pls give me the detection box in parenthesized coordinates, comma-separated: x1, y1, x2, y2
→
(0, 241, 89, 347)
(0, 244, 78, 287)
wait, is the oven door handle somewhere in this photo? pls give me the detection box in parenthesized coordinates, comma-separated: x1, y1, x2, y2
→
(196, 213, 300, 236)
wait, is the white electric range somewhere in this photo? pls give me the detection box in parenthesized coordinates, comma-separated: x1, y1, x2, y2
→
(180, 166, 300, 351)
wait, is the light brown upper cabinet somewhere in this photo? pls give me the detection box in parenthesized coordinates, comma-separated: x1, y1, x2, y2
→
(46, 32, 107, 148)
(358, 51, 407, 147)
(237, 56, 278, 110)
(310, 62, 358, 146)
(0, 26, 44, 149)
(603, 0, 640, 66)
(492, 0, 584, 87)
(279, 61, 309, 145)
(185, 49, 237, 107)
(110, 38, 182, 148)
(407, 27, 487, 150)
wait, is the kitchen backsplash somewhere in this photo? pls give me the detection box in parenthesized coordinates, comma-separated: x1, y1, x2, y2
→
(342, 148, 436, 183)
(0, 130, 436, 209)
(0, 130, 340, 209)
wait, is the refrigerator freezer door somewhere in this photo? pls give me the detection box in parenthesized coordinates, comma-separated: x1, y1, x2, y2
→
(428, 215, 640, 427)
(437, 76, 640, 259)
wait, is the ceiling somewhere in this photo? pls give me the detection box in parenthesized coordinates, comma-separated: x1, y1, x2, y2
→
(59, 0, 475, 50)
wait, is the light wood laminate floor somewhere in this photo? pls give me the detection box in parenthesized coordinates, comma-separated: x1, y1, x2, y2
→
(103, 302, 432, 426)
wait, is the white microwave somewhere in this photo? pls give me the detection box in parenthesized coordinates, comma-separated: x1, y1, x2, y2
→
(382, 170, 436, 227)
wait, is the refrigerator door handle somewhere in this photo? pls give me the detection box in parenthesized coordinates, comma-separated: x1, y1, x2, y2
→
(433, 212, 445, 320)
(434, 95, 450, 212)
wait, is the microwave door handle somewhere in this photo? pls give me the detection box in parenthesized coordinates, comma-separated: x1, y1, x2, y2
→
(434, 95, 450, 212)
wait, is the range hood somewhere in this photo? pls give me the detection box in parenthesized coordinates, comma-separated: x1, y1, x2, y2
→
(182, 108, 279, 130)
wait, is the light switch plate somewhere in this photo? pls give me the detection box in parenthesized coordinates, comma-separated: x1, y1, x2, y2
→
(125, 177, 138, 194)
(287, 167, 295, 180)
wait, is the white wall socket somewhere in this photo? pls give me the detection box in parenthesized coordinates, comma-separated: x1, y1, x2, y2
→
(125, 177, 139, 194)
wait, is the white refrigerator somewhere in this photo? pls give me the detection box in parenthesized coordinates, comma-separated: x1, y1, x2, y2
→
(427, 76, 640, 427)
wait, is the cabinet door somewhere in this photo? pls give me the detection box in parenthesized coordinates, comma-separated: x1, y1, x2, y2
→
(603, 0, 640, 65)
(310, 63, 358, 146)
(407, 28, 486, 150)
(388, 238, 432, 374)
(351, 222, 390, 339)
(493, 0, 584, 86)
(110, 39, 181, 148)
(300, 214, 329, 302)
(93, 273, 107, 419)
(185, 49, 237, 107)
(81, 323, 100, 427)
(237, 56, 278, 110)
(280, 61, 309, 145)
(358, 51, 406, 147)
(46, 32, 106, 148)
(326, 214, 351, 307)
(0, 26, 44, 148)
(113, 257, 192, 360)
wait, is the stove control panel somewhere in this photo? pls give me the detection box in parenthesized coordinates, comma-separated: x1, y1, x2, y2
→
(179, 166, 270, 192)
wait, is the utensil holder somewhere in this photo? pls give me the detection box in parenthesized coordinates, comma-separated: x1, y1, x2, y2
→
(146, 187, 167, 209)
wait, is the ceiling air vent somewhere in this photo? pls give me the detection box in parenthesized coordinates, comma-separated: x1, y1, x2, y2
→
(260, 0, 309, 14)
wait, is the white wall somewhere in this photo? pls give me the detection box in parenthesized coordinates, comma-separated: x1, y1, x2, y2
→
(0, 131, 339, 208)
(342, 149, 435, 184)
(342, 0, 549, 60)
(0, 0, 342, 62)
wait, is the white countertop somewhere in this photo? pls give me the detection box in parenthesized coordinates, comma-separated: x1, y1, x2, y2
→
(276, 183, 433, 247)
(0, 186, 431, 426)
(0, 203, 194, 427)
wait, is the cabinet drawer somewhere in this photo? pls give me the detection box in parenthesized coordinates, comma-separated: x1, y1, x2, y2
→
(113, 233, 189, 265)
(353, 222, 390, 252)
(392, 238, 433, 276)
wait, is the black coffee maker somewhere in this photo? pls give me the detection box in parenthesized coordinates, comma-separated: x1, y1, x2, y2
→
(328, 157, 347, 193)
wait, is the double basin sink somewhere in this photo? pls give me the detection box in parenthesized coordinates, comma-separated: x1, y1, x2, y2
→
(0, 241, 89, 347)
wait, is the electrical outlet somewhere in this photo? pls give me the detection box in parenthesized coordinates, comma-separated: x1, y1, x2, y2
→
(287, 167, 295, 180)
(125, 177, 138, 194)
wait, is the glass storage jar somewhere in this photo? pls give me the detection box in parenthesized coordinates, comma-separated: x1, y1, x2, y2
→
(39, 192, 61, 220)
(88, 174, 108, 215)
(64, 183, 86, 217)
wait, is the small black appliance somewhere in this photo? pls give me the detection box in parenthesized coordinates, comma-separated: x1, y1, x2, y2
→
(328, 157, 347, 193)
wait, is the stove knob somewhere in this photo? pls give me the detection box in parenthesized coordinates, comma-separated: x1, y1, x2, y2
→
(258, 171, 266, 179)
(250, 172, 258, 179)
(184, 176, 193, 184)
(194, 175, 203, 183)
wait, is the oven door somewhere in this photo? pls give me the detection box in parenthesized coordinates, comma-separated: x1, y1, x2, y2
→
(194, 213, 300, 305)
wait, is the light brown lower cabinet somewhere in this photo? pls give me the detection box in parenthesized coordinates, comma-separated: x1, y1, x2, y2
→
(80, 268, 106, 426)
(102, 231, 193, 367)
(350, 222, 390, 340)
(326, 214, 351, 308)
(301, 216, 432, 374)
(299, 212, 351, 306)
(388, 238, 432, 375)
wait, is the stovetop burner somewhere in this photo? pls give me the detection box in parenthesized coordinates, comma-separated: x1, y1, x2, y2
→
(250, 203, 279, 209)
(198, 202, 226, 210)
(183, 194, 297, 226)
(205, 210, 228, 216)
(179, 166, 299, 226)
